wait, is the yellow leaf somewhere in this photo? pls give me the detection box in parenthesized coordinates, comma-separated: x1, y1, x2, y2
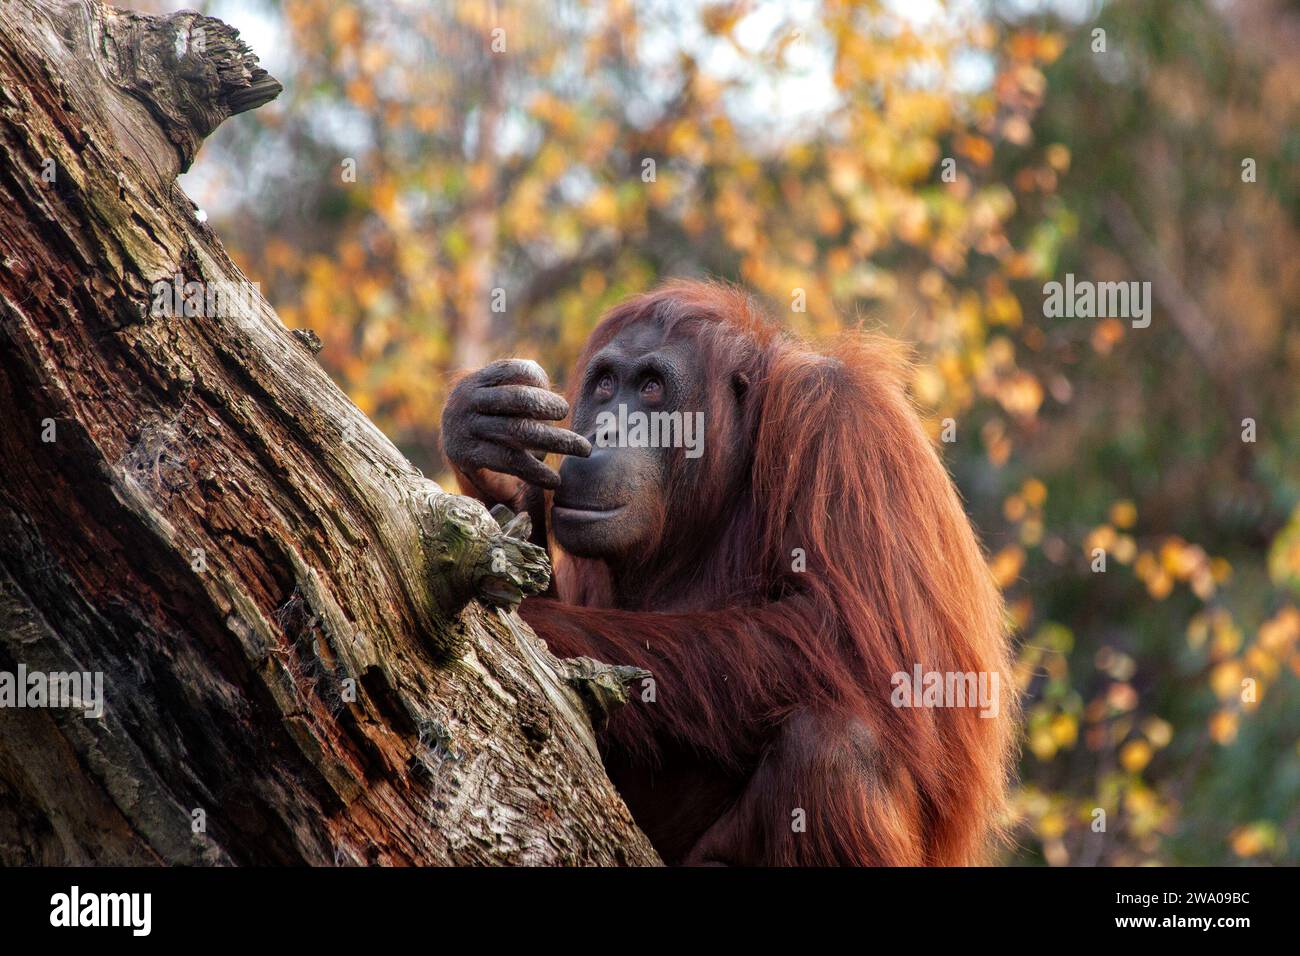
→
(1029, 727, 1057, 761)
(1230, 832, 1262, 857)
(1022, 478, 1047, 507)
(1049, 713, 1078, 748)
(1209, 661, 1244, 701)
(1209, 710, 1239, 745)
(1147, 571, 1174, 600)
(1120, 740, 1152, 773)
(1109, 500, 1137, 529)
(1045, 143, 1071, 172)
(990, 545, 1025, 588)
(1141, 717, 1173, 749)
(1039, 810, 1067, 840)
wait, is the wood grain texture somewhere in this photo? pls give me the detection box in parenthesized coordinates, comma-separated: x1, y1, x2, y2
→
(0, 0, 657, 866)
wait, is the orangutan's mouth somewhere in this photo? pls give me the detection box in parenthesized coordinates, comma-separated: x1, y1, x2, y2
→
(551, 502, 627, 521)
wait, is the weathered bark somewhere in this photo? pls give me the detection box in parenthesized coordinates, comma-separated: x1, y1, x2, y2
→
(0, 0, 658, 865)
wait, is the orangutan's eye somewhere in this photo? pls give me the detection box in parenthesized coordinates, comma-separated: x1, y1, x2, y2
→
(641, 376, 664, 404)
(595, 373, 616, 400)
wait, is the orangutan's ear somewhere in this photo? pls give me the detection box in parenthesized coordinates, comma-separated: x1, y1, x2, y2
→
(731, 371, 750, 403)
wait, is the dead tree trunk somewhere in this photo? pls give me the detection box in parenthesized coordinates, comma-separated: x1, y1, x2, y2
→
(0, 0, 658, 866)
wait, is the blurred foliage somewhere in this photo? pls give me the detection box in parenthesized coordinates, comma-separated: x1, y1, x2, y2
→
(178, 0, 1299, 865)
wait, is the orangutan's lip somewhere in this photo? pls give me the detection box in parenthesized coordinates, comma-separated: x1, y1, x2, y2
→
(551, 503, 626, 521)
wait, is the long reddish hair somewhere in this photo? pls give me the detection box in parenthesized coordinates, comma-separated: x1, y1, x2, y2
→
(542, 280, 1017, 864)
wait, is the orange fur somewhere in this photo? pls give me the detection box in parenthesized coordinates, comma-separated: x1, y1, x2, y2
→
(480, 280, 1016, 864)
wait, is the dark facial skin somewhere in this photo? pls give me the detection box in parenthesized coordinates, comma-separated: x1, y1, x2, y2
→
(553, 322, 701, 560)
(440, 322, 702, 565)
